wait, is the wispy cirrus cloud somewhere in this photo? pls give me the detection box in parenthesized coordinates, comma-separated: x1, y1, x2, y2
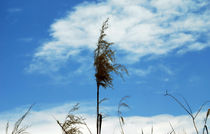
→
(129, 66, 154, 77)
(19, 37, 33, 42)
(27, 0, 210, 73)
(129, 64, 173, 77)
(0, 102, 208, 134)
(7, 8, 22, 13)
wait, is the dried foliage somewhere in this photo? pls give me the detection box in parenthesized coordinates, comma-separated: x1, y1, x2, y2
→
(94, 18, 128, 134)
(168, 122, 176, 134)
(94, 18, 128, 89)
(6, 105, 33, 134)
(99, 98, 108, 104)
(203, 109, 210, 134)
(118, 96, 130, 134)
(165, 91, 210, 134)
(56, 103, 92, 134)
(6, 122, 9, 134)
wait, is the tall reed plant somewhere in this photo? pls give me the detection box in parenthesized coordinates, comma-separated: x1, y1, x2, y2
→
(94, 18, 128, 134)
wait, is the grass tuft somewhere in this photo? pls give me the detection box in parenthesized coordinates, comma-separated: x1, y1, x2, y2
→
(6, 104, 33, 134)
(55, 103, 92, 134)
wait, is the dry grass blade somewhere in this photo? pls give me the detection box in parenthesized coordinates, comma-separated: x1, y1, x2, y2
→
(165, 91, 192, 117)
(67, 103, 80, 117)
(120, 116, 124, 125)
(180, 95, 193, 114)
(141, 129, 144, 134)
(6, 122, 9, 134)
(165, 92, 199, 133)
(118, 96, 130, 115)
(165, 91, 210, 134)
(57, 115, 84, 134)
(169, 122, 176, 134)
(56, 103, 92, 134)
(151, 126, 153, 134)
(99, 98, 108, 104)
(119, 103, 129, 109)
(118, 96, 130, 134)
(203, 126, 209, 134)
(207, 109, 210, 117)
(83, 122, 92, 134)
(203, 108, 210, 134)
(15, 126, 30, 134)
(6, 104, 34, 134)
(118, 96, 130, 113)
(12, 105, 33, 134)
(194, 101, 210, 118)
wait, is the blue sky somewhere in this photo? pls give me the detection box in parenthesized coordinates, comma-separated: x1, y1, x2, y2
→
(0, 0, 210, 120)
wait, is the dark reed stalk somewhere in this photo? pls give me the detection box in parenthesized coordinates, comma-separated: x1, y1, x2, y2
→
(203, 109, 209, 134)
(94, 18, 128, 134)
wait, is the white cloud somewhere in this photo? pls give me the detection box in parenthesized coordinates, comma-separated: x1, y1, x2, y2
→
(158, 64, 174, 75)
(178, 42, 209, 54)
(129, 66, 154, 77)
(27, 0, 210, 73)
(0, 103, 208, 134)
(129, 64, 173, 77)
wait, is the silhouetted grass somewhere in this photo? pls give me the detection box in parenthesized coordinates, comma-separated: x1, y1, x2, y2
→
(94, 18, 128, 134)
(165, 91, 210, 134)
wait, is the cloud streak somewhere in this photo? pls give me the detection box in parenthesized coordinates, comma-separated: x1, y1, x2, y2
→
(7, 8, 22, 13)
(0, 102, 208, 134)
(27, 0, 210, 73)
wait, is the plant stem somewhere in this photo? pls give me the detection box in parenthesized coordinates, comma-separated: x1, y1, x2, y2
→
(192, 118, 199, 134)
(97, 83, 100, 134)
(119, 117, 124, 134)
